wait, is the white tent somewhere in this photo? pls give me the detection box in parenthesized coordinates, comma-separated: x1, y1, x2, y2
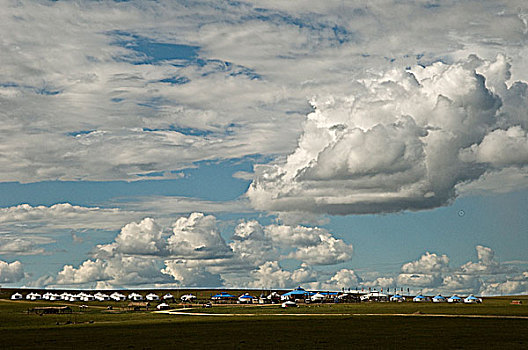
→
(26, 292, 41, 300)
(60, 292, 73, 301)
(447, 295, 462, 303)
(10, 292, 22, 300)
(310, 293, 325, 302)
(432, 295, 446, 303)
(180, 294, 196, 302)
(81, 294, 95, 302)
(156, 303, 170, 310)
(69, 294, 82, 302)
(110, 292, 126, 301)
(390, 294, 405, 302)
(163, 293, 174, 300)
(238, 293, 255, 304)
(464, 295, 482, 304)
(146, 293, 160, 301)
(128, 293, 144, 301)
(281, 301, 298, 308)
(49, 293, 61, 301)
(95, 293, 110, 301)
(413, 295, 429, 302)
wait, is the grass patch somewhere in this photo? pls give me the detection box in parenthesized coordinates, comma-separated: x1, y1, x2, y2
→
(1, 296, 528, 349)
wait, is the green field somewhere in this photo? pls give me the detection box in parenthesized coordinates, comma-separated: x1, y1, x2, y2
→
(1, 295, 527, 349)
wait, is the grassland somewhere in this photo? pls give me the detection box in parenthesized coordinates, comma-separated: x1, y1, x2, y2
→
(1, 294, 527, 349)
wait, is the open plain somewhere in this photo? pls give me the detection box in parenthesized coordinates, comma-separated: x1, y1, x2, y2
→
(1, 292, 527, 349)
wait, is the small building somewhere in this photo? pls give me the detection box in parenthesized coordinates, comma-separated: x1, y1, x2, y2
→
(265, 292, 281, 304)
(30, 306, 72, 315)
(128, 302, 150, 311)
(10, 292, 23, 300)
(360, 291, 389, 302)
(432, 295, 446, 303)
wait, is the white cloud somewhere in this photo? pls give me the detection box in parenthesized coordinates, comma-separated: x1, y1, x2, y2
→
(324, 269, 362, 289)
(161, 259, 224, 287)
(0, 260, 24, 283)
(480, 279, 528, 296)
(246, 261, 317, 289)
(55, 255, 169, 287)
(56, 259, 108, 285)
(460, 126, 528, 167)
(112, 218, 166, 256)
(167, 213, 232, 259)
(392, 246, 524, 295)
(287, 235, 353, 265)
(48, 212, 353, 288)
(247, 55, 528, 215)
(0, 203, 137, 233)
(1, 1, 526, 185)
(459, 245, 514, 275)
(0, 235, 52, 255)
(401, 252, 449, 274)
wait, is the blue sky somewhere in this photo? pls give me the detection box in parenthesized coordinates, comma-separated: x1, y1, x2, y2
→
(0, 0, 527, 295)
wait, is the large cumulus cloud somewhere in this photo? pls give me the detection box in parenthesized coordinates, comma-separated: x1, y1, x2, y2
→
(248, 55, 528, 215)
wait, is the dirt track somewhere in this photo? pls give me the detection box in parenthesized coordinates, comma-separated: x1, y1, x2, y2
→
(156, 309, 528, 319)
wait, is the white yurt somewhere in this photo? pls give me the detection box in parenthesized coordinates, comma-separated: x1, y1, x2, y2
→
(238, 293, 255, 304)
(432, 295, 446, 303)
(129, 293, 144, 301)
(310, 293, 325, 302)
(156, 303, 171, 310)
(10, 292, 23, 300)
(281, 300, 298, 308)
(180, 294, 196, 302)
(146, 293, 160, 301)
(110, 292, 126, 301)
(163, 293, 174, 301)
(464, 295, 482, 304)
(390, 294, 405, 302)
(447, 295, 462, 303)
(60, 292, 73, 301)
(95, 293, 110, 301)
(26, 292, 42, 300)
(413, 295, 428, 303)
